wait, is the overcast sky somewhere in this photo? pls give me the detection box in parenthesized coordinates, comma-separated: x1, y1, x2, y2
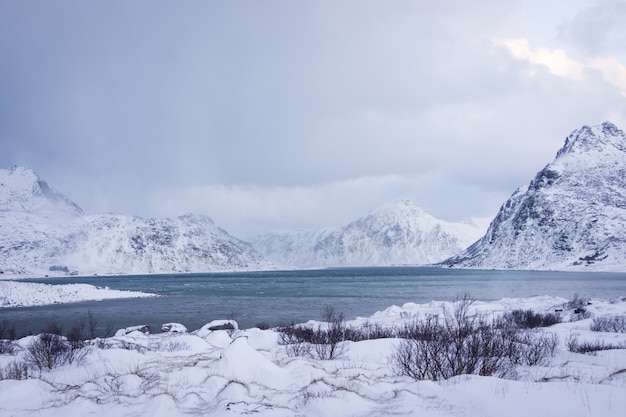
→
(1, 0, 625, 238)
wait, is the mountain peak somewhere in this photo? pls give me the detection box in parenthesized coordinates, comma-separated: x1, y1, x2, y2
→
(556, 121, 626, 159)
(373, 199, 428, 216)
(251, 199, 488, 268)
(443, 122, 626, 271)
(381, 199, 425, 212)
(358, 199, 435, 231)
(0, 166, 83, 218)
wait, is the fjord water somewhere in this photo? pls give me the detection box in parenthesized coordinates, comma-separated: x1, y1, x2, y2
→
(5, 267, 626, 336)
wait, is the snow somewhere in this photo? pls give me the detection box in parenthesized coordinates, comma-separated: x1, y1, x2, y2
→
(1, 294, 625, 416)
(114, 325, 152, 337)
(161, 323, 188, 333)
(0, 280, 156, 308)
(195, 320, 239, 337)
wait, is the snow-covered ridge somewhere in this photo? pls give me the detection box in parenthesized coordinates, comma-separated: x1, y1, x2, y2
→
(0, 166, 271, 275)
(443, 121, 626, 271)
(251, 199, 490, 267)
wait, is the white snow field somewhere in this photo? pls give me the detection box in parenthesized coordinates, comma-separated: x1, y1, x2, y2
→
(0, 280, 156, 308)
(1, 295, 626, 416)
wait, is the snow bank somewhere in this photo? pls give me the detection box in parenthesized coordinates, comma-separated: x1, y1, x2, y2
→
(0, 295, 625, 416)
(0, 280, 156, 308)
(358, 295, 570, 326)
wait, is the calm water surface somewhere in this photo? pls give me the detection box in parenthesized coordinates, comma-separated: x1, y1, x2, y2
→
(2, 267, 626, 336)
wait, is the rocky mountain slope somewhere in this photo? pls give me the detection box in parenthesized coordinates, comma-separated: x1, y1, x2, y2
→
(0, 166, 270, 275)
(443, 121, 626, 271)
(250, 199, 490, 267)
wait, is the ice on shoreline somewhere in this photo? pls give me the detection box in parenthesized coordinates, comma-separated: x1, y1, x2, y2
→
(0, 280, 156, 308)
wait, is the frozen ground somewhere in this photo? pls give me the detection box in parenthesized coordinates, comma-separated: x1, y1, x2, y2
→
(1, 295, 625, 416)
(0, 280, 156, 308)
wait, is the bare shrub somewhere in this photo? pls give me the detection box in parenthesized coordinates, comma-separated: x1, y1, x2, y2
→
(278, 322, 312, 357)
(0, 339, 16, 355)
(42, 322, 63, 337)
(392, 315, 453, 380)
(502, 309, 561, 329)
(0, 361, 29, 380)
(279, 316, 399, 358)
(516, 331, 559, 366)
(313, 306, 347, 360)
(567, 293, 590, 311)
(591, 316, 626, 333)
(66, 324, 87, 350)
(255, 322, 271, 330)
(567, 334, 626, 354)
(566, 294, 592, 321)
(392, 295, 558, 381)
(278, 306, 347, 360)
(25, 330, 86, 371)
(25, 333, 70, 370)
(344, 321, 398, 341)
(572, 310, 592, 321)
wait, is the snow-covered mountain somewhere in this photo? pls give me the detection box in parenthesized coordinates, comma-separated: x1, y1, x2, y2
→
(0, 165, 83, 219)
(443, 121, 626, 271)
(0, 166, 270, 275)
(250, 199, 490, 268)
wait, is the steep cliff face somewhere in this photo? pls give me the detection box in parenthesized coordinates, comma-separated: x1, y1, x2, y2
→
(251, 199, 489, 267)
(443, 122, 626, 271)
(0, 167, 270, 275)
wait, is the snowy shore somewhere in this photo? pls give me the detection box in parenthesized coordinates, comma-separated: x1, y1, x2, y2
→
(0, 280, 156, 308)
(1, 294, 625, 416)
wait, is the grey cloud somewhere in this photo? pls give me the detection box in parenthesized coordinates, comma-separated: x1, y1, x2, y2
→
(558, 0, 626, 56)
(0, 1, 624, 236)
